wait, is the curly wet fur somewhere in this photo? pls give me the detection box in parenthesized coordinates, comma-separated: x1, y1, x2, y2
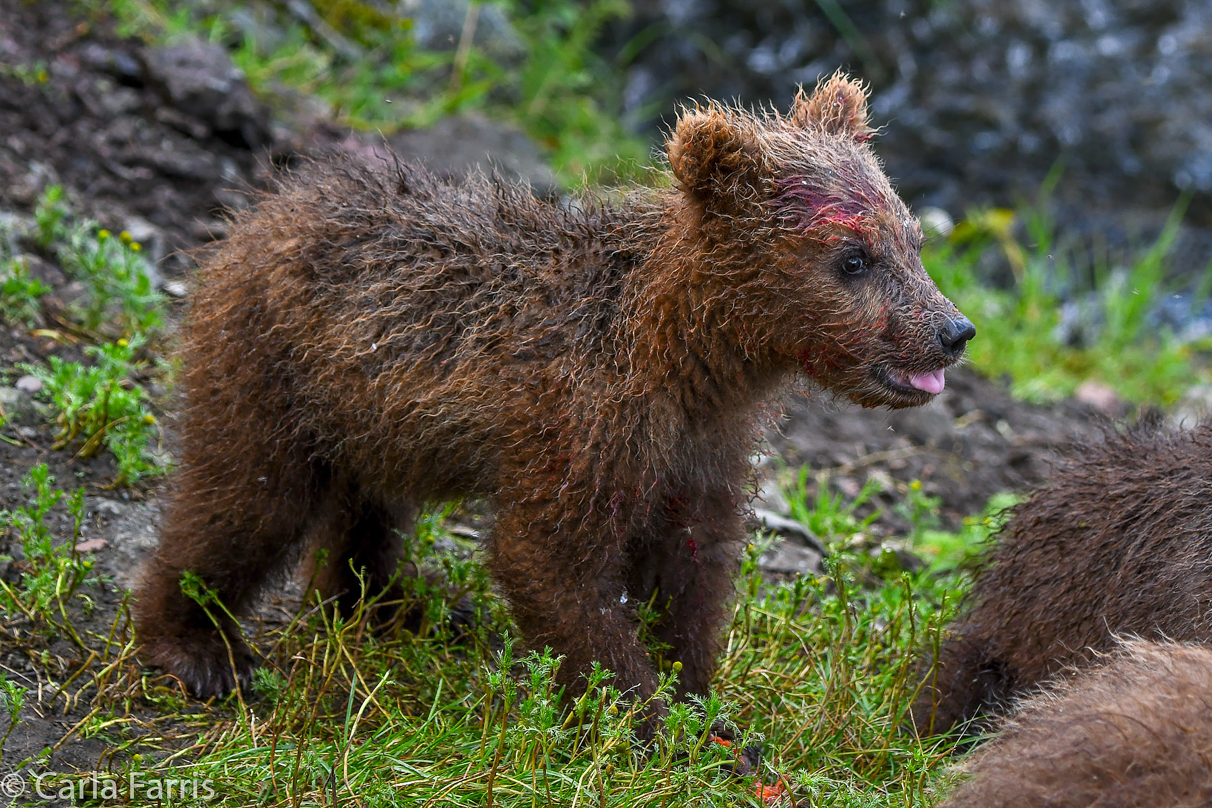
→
(912, 415, 1212, 738)
(135, 75, 969, 728)
(940, 641, 1212, 808)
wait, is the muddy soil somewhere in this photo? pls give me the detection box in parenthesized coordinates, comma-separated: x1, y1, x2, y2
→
(0, 0, 1109, 793)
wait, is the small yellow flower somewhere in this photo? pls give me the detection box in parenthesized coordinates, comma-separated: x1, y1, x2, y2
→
(36, 69, 48, 84)
(130, 242, 142, 252)
(98, 229, 110, 241)
(117, 338, 128, 347)
(142, 414, 156, 425)
(909, 479, 923, 491)
(119, 231, 133, 245)
(672, 660, 682, 673)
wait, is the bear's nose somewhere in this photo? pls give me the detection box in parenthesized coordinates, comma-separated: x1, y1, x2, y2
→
(938, 314, 975, 356)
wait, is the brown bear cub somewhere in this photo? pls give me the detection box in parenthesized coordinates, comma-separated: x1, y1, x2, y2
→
(135, 74, 973, 729)
(913, 418, 1212, 738)
(940, 641, 1212, 808)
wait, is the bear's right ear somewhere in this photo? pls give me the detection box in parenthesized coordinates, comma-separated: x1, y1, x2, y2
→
(667, 106, 765, 212)
(791, 72, 873, 140)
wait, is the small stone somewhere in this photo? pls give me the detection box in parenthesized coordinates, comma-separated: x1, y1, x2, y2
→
(760, 539, 824, 576)
(74, 538, 109, 553)
(918, 206, 954, 239)
(755, 475, 791, 516)
(89, 498, 128, 517)
(750, 508, 827, 557)
(1074, 380, 1122, 416)
(0, 387, 35, 423)
(162, 280, 188, 298)
(14, 374, 42, 395)
(1171, 383, 1212, 429)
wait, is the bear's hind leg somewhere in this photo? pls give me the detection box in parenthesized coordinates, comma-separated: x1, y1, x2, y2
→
(135, 453, 323, 698)
(307, 495, 415, 622)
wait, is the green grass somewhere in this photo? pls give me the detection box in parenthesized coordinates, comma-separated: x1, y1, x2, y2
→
(926, 194, 1209, 405)
(8, 475, 1006, 807)
(0, 466, 1003, 806)
(110, 495, 978, 806)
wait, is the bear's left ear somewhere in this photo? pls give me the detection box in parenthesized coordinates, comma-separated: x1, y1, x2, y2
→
(791, 72, 873, 141)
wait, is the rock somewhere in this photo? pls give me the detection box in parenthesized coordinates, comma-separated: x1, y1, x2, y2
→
(755, 475, 791, 516)
(73, 538, 108, 554)
(78, 42, 142, 82)
(602, 0, 1212, 254)
(1172, 383, 1212, 429)
(162, 279, 188, 298)
(1073, 380, 1124, 416)
(0, 211, 34, 250)
(750, 507, 827, 557)
(385, 113, 559, 198)
(14, 374, 41, 395)
(402, 0, 524, 63)
(0, 387, 30, 422)
(918, 206, 954, 240)
(760, 538, 824, 577)
(89, 498, 127, 517)
(141, 37, 269, 148)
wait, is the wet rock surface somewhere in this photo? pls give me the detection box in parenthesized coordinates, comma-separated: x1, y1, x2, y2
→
(0, 0, 563, 282)
(141, 37, 270, 149)
(604, 0, 1212, 258)
(0, 0, 277, 260)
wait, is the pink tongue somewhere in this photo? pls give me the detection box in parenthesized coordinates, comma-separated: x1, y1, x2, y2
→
(909, 369, 946, 394)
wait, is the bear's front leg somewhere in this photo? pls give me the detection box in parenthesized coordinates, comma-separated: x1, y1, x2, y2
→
(489, 489, 665, 738)
(630, 490, 746, 699)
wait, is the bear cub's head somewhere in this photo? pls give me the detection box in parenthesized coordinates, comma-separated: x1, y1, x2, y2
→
(667, 72, 974, 409)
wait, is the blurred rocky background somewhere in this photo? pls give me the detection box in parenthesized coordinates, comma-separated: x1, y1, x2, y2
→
(600, 0, 1212, 269)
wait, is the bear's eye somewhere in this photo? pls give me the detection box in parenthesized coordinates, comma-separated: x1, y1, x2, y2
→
(839, 249, 870, 276)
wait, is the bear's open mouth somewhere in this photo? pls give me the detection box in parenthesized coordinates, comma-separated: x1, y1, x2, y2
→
(875, 366, 948, 399)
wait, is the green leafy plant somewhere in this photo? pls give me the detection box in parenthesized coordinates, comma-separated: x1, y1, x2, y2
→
(0, 464, 93, 645)
(510, 0, 652, 184)
(20, 337, 164, 484)
(34, 184, 69, 249)
(0, 255, 50, 327)
(0, 672, 28, 767)
(59, 227, 165, 336)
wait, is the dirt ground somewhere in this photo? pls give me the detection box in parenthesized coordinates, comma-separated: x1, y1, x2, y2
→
(0, 0, 1112, 793)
